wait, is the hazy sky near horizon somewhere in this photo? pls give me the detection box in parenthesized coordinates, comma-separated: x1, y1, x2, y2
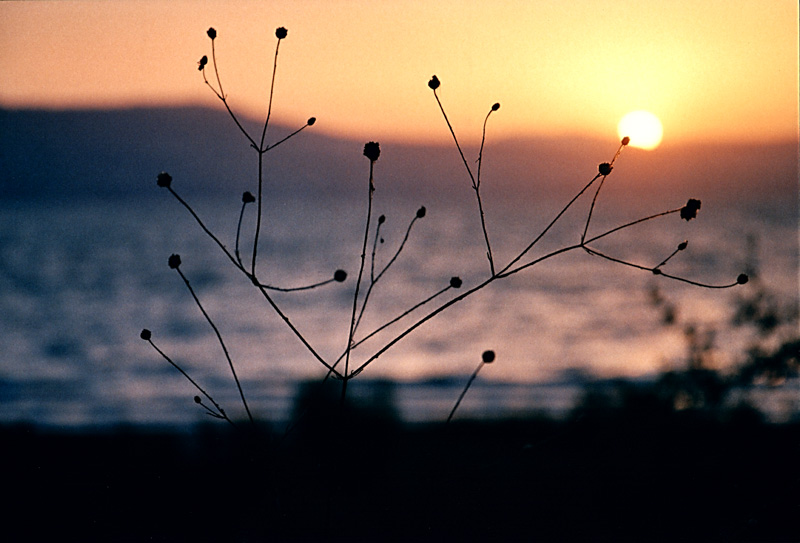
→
(1, 0, 797, 145)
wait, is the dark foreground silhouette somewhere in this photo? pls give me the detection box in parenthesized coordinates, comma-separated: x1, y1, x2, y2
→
(6, 392, 798, 543)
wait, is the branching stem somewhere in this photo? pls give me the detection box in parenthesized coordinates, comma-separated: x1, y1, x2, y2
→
(176, 267, 254, 424)
(343, 161, 376, 401)
(433, 89, 495, 275)
(146, 337, 237, 429)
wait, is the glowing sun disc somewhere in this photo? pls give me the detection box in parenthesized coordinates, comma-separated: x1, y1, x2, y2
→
(617, 110, 663, 150)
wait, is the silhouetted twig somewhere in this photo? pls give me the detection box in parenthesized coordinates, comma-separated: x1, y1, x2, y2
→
(145, 27, 749, 431)
(139, 328, 237, 429)
(447, 350, 496, 423)
(429, 76, 496, 276)
(169, 254, 254, 424)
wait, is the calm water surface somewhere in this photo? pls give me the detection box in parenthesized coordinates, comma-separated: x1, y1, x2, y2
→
(1, 190, 796, 428)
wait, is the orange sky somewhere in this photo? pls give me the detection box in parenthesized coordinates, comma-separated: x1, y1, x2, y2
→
(1, 0, 797, 144)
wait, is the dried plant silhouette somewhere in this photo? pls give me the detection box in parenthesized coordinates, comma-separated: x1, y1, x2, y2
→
(141, 26, 748, 427)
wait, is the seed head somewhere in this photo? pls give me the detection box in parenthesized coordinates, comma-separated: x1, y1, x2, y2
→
(334, 269, 347, 282)
(416, 206, 426, 219)
(242, 191, 256, 203)
(363, 141, 381, 162)
(378, 214, 386, 224)
(450, 276, 463, 289)
(652, 268, 663, 275)
(491, 103, 500, 112)
(482, 350, 496, 364)
(157, 172, 172, 188)
(194, 395, 202, 404)
(140, 329, 152, 341)
(275, 27, 288, 39)
(168, 254, 182, 269)
(598, 162, 613, 176)
(207, 28, 217, 40)
(737, 273, 749, 285)
(428, 75, 440, 90)
(621, 136, 630, 146)
(680, 199, 702, 221)
(307, 117, 316, 126)
(677, 240, 688, 251)
(197, 55, 208, 71)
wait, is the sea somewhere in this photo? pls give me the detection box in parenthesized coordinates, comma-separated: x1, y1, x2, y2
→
(1, 183, 797, 429)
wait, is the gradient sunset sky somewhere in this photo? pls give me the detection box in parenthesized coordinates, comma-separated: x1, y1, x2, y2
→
(2, 0, 797, 145)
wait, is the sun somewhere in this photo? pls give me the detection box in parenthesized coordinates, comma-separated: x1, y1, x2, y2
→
(617, 110, 663, 150)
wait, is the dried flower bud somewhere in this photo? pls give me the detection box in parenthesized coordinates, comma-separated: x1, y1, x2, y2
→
(242, 191, 255, 203)
(334, 269, 347, 282)
(363, 141, 381, 162)
(157, 172, 172, 188)
(449, 276, 462, 289)
(481, 350, 496, 364)
(598, 162, 613, 176)
(416, 206, 426, 219)
(491, 103, 500, 112)
(140, 329, 152, 340)
(197, 55, 208, 71)
(307, 117, 316, 126)
(207, 28, 217, 40)
(194, 395, 202, 404)
(652, 268, 662, 275)
(677, 240, 688, 251)
(378, 214, 386, 224)
(428, 75, 440, 90)
(621, 136, 630, 146)
(737, 273, 749, 285)
(680, 199, 702, 221)
(168, 254, 181, 269)
(275, 27, 288, 39)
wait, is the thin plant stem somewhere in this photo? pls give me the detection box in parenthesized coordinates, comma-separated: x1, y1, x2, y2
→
(168, 187, 243, 272)
(257, 277, 338, 292)
(251, 37, 283, 277)
(253, 283, 342, 377)
(175, 267, 254, 424)
(353, 196, 729, 377)
(476, 111, 492, 188)
(202, 42, 258, 149)
(583, 246, 742, 288)
(211, 38, 226, 105)
(354, 285, 451, 350)
(146, 337, 237, 429)
(351, 276, 496, 378)
(259, 38, 282, 152)
(329, 284, 452, 374)
(235, 200, 248, 268)
(264, 121, 311, 152)
(370, 218, 384, 282)
(655, 243, 686, 269)
(343, 160, 376, 399)
(354, 211, 420, 336)
(165, 187, 339, 376)
(581, 141, 627, 243)
(583, 207, 682, 245)
(432, 90, 476, 186)
(581, 175, 607, 243)
(433, 89, 495, 275)
(475, 107, 497, 275)
(447, 360, 485, 424)
(252, 151, 265, 276)
(500, 174, 602, 274)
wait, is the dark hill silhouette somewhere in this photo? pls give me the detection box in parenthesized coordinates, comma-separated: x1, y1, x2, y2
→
(1, 107, 796, 207)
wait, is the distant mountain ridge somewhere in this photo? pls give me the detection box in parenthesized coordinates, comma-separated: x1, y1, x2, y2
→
(1, 106, 796, 206)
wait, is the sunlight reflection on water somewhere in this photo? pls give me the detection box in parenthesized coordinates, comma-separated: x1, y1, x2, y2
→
(0, 192, 796, 427)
